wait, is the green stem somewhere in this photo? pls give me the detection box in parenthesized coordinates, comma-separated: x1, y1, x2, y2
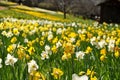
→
(11, 66, 17, 80)
(71, 55, 74, 74)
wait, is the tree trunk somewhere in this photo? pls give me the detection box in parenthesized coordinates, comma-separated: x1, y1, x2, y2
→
(63, 3, 66, 19)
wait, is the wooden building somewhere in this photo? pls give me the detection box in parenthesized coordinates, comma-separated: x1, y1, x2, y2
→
(92, 0, 120, 23)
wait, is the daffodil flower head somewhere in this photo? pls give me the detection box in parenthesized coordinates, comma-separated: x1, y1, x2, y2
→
(72, 73, 88, 80)
(75, 51, 85, 60)
(51, 68, 63, 79)
(27, 60, 39, 75)
(41, 51, 49, 60)
(5, 54, 18, 66)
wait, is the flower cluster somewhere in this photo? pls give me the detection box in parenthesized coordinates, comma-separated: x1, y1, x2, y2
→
(0, 18, 119, 80)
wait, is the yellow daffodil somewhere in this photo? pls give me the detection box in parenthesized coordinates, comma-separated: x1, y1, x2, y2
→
(39, 41, 44, 46)
(100, 48, 106, 55)
(7, 44, 16, 53)
(90, 76, 97, 80)
(62, 52, 71, 60)
(13, 28, 19, 36)
(51, 68, 63, 79)
(11, 37, 17, 43)
(28, 47, 35, 55)
(51, 45, 57, 53)
(114, 51, 119, 58)
(100, 55, 106, 61)
(85, 46, 92, 54)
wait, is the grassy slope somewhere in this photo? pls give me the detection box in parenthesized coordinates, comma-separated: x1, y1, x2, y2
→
(0, 1, 94, 23)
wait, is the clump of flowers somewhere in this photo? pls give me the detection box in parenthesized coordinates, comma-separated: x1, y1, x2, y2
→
(78, 68, 97, 80)
(29, 71, 45, 80)
(62, 42, 75, 60)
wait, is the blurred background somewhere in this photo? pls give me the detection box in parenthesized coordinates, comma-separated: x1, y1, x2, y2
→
(7, 0, 101, 19)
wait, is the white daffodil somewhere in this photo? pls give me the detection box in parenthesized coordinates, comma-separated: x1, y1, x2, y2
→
(45, 45, 51, 51)
(0, 58, 2, 68)
(27, 60, 39, 74)
(56, 28, 62, 34)
(6, 31, 13, 38)
(70, 38, 76, 43)
(75, 51, 85, 60)
(42, 32, 45, 36)
(5, 54, 18, 66)
(24, 38, 29, 43)
(72, 74, 88, 80)
(41, 51, 49, 60)
(98, 40, 107, 49)
(108, 39, 115, 52)
(90, 37, 97, 46)
(56, 41, 62, 48)
(48, 34, 53, 41)
(1, 31, 7, 36)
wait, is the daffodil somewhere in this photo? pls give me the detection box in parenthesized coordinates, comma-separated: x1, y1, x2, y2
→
(56, 41, 62, 48)
(39, 41, 44, 46)
(11, 37, 17, 43)
(27, 60, 39, 75)
(64, 42, 75, 54)
(100, 48, 106, 55)
(48, 34, 53, 41)
(45, 45, 51, 51)
(51, 45, 57, 53)
(51, 68, 63, 79)
(72, 74, 88, 80)
(29, 71, 45, 80)
(75, 51, 85, 60)
(62, 52, 71, 60)
(5, 54, 18, 66)
(17, 49, 26, 59)
(52, 37, 58, 44)
(100, 55, 106, 61)
(98, 40, 107, 49)
(28, 47, 35, 55)
(56, 28, 62, 34)
(114, 51, 119, 58)
(13, 28, 20, 36)
(75, 40, 81, 46)
(85, 46, 92, 54)
(7, 44, 17, 53)
(41, 51, 49, 60)
(90, 76, 97, 80)
(6, 30, 13, 38)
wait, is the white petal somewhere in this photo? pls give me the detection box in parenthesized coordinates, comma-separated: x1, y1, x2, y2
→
(5, 60, 9, 65)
